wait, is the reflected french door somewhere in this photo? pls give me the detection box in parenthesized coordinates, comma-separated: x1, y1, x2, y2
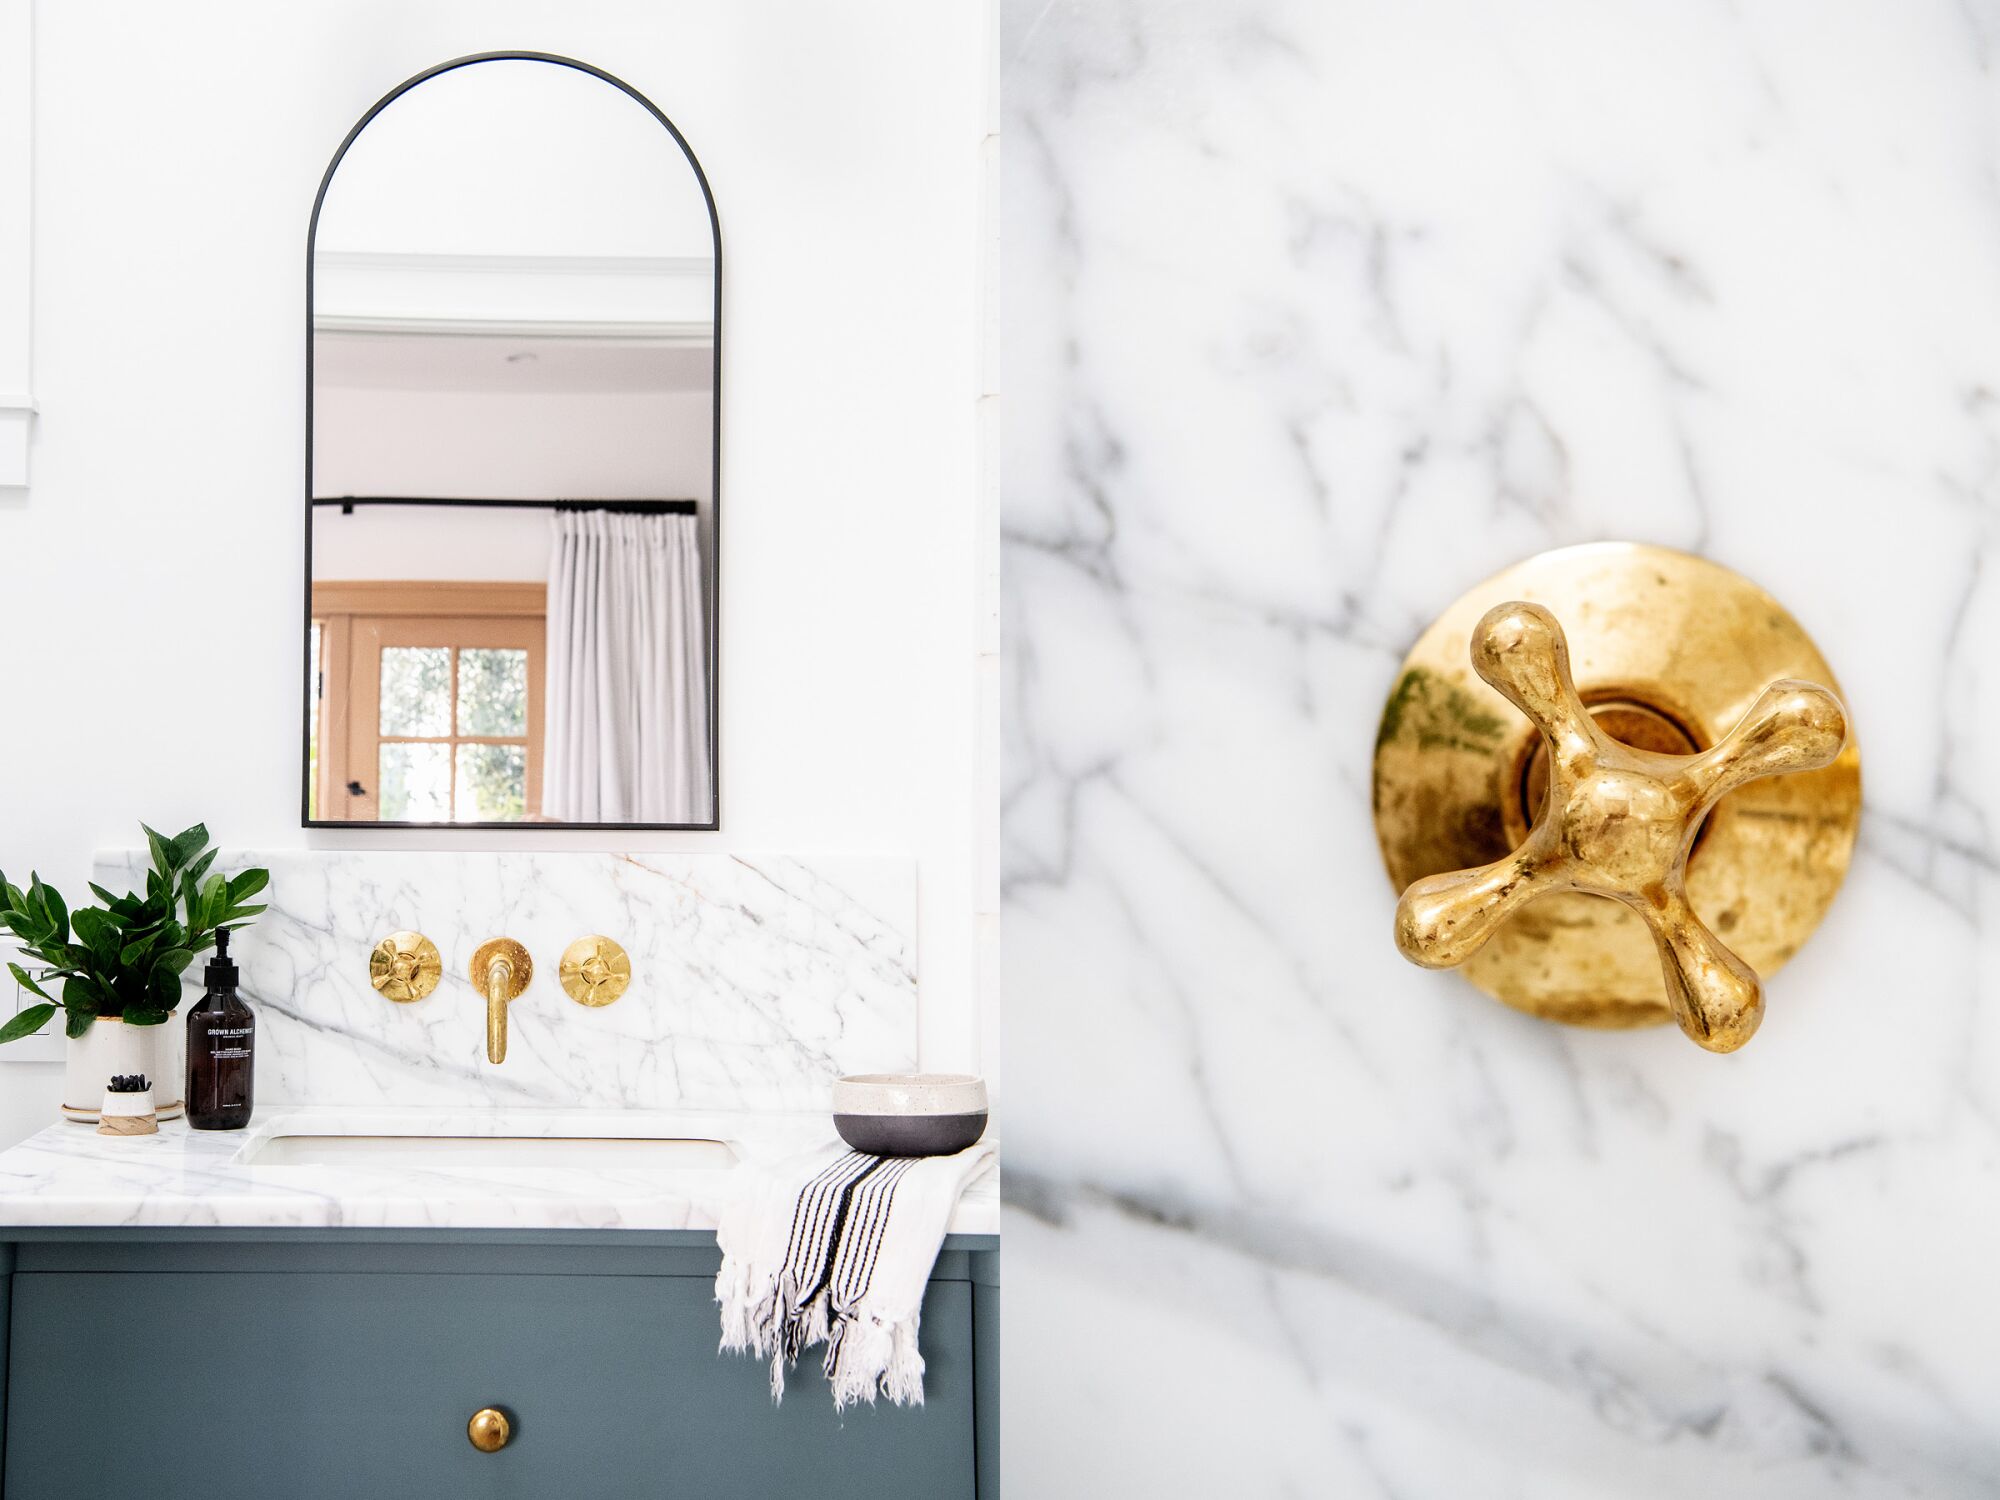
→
(313, 582, 545, 823)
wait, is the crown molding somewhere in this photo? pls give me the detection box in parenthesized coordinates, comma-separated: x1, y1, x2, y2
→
(313, 248, 715, 340)
(313, 315, 714, 344)
(315, 250, 713, 279)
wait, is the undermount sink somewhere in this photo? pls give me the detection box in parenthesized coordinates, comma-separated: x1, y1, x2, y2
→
(239, 1130, 739, 1172)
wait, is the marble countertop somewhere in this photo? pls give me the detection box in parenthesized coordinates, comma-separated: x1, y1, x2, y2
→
(0, 1107, 998, 1237)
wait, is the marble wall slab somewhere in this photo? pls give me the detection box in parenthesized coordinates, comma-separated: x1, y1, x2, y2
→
(94, 850, 917, 1113)
(1001, 1, 2000, 1495)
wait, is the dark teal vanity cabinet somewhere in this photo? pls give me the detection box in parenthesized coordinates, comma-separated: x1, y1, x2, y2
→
(0, 1230, 998, 1497)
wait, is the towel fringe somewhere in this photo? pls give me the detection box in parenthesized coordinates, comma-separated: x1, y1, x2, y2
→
(716, 1264, 930, 1410)
(824, 1303, 926, 1411)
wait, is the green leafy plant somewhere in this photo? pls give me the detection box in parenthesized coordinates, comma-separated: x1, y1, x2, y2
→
(0, 823, 269, 1044)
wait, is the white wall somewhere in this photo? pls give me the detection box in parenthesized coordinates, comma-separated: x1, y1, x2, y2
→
(0, 0, 990, 1146)
(315, 383, 713, 504)
(0, 0, 28, 487)
(314, 54, 714, 262)
(312, 382, 714, 581)
(312, 505, 550, 583)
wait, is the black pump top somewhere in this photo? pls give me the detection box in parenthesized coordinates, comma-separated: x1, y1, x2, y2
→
(204, 927, 238, 990)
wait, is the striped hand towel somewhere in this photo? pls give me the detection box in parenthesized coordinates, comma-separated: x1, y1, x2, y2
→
(716, 1139, 996, 1410)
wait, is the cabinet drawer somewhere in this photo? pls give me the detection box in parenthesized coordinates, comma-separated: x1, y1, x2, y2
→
(6, 1270, 974, 1498)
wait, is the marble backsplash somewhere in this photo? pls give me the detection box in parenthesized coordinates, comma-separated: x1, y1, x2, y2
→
(93, 850, 917, 1113)
(1002, 1, 2000, 1495)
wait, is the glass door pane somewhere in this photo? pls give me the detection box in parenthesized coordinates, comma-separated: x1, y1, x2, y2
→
(379, 646, 453, 735)
(379, 742, 452, 821)
(454, 743, 527, 821)
(457, 648, 529, 736)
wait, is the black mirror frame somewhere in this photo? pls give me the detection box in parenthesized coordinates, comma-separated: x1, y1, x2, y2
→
(301, 50, 722, 831)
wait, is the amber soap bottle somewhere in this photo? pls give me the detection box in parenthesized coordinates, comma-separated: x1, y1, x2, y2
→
(185, 928, 255, 1130)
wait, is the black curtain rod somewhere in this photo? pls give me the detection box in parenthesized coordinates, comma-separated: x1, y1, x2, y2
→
(311, 496, 698, 516)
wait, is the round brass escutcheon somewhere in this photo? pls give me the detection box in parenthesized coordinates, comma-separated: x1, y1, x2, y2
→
(470, 938, 533, 1001)
(560, 935, 632, 1007)
(467, 1406, 511, 1453)
(368, 931, 442, 1003)
(1372, 542, 1861, 1032)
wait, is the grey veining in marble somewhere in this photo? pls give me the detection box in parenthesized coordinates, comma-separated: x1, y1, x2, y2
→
(1001, 1, 2000, 1494)
(94, 850, 917, 1114)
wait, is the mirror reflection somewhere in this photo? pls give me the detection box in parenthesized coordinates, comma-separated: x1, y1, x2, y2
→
(306, 56, 717, 827)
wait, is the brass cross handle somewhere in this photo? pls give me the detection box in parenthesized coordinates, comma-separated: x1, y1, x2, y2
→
(368, 930, 441, 1003)
(559, 935, 631, 1007)
(1392, 601, 1849, 1053)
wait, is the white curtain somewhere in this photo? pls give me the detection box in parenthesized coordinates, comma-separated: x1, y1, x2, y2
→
(543, 510, 713, 824)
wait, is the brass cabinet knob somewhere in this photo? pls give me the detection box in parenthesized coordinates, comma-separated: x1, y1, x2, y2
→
(1374, 545, 1861, 1054)
(466, 1406, 511, 1452)
(559, 935, 631, 1007)
(368, 931, 441, 1003)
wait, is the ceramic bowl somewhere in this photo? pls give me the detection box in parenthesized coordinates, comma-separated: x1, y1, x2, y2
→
(832, 1074, 989, 1157)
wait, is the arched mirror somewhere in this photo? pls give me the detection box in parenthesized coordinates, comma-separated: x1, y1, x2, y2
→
(305, 53, 718, 829)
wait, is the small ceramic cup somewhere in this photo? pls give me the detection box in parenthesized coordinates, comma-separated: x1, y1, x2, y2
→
(832, 1074, 989, 1158)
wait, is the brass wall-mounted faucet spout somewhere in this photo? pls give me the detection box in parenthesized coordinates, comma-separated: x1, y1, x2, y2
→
(470, 938, 532, 1063)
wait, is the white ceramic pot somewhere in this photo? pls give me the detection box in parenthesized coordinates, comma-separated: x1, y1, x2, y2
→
(152, 1016, 185, 1120)
(96, 1077, 159, 1136)
(61, 1016, 184, 1123)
